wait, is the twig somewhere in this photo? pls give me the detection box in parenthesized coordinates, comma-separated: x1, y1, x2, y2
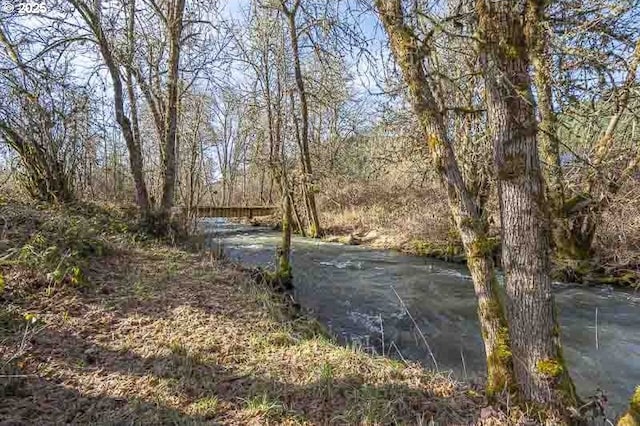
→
(460, 347, 467, 380)
(0, 374, 36, 378)
(390, 341, 409, 365)
(378, 313, 385, 356)
(390, 285, 439, 371)
(595, 307, 599, 350)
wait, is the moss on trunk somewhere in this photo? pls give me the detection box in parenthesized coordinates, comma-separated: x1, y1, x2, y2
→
(618, 387, 640, 426)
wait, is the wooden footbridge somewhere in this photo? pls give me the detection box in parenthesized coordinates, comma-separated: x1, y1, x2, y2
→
(193, 205, 277, 218)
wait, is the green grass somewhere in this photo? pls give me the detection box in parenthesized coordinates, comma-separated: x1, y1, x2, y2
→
(189, 396, 219, 418)
(242, 392, 285, 419)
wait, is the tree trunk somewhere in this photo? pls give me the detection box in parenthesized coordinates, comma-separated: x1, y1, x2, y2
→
(262, 26, 293, 284)
(289, 90, 314, 232)
(527, 0, 564, 213)
(285, 4, 321, 238)
(159, 0, 186, 219)
(478, 0, 578, 412)
(618, 386, 640, 426)
(125, 0, 149, 212)
(69, 0, 150, 212)
(527, 0, 588, 263)
(275, 176, 293, 285)
(375, 0, 515, 397)
(290, 191, 306, 237)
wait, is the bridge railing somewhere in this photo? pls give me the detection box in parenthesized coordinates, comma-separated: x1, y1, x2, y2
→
(189, 206, 277, 218)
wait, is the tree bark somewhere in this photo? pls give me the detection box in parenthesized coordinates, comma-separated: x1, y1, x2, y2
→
(478, 0, 578, 411)
(276, 174, 293, 284)
(124, 0, 150, 211)
(160, 0, 186, 218)
(527, 0, 564, 213)
(283, 1, 321, 238)
(375, 0, 515, 397)
(527, 0, 589, 261)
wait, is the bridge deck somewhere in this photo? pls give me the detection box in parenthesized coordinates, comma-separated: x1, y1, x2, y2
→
(193, 206, 277, 218)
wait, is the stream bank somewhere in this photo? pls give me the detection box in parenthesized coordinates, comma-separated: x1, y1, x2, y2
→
(323, 227, 640, 288)
(246, 213, 639, 288)
(0, 201, 505, 424)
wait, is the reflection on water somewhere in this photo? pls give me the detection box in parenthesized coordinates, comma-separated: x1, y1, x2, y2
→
(202, 218, 640, 417)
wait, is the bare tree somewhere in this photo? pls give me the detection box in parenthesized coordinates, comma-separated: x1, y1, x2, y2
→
(268, 0, 322, 238)
(0, 25, 81, 202)
(158, 0, 186, 220)
(69, 0, 151, 212)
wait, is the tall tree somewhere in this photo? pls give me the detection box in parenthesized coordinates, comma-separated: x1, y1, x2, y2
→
(69, 0, 151, 213)
(279, 0, 322, 238)
(159, 0, 186, 218)
(374, 0, 515, 397)
(477, 0, 578, 413)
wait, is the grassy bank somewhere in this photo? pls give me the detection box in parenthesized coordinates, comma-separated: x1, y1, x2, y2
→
(0, 200, 519, 424)
(318, 180, 640, 289)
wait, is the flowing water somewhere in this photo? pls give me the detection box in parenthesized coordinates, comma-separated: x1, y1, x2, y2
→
(203, 219, 640, 417)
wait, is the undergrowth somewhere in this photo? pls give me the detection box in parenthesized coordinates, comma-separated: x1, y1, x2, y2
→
(0, 198, 144, 289)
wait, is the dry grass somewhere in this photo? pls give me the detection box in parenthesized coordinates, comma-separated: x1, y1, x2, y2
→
(319, 180, 459, 252)
(319, 178, 640, 287)
(0, 200, 514, 425)
(594, 184, 640, 273)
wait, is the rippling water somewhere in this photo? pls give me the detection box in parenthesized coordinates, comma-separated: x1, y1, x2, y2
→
(203, 219, 640, 417)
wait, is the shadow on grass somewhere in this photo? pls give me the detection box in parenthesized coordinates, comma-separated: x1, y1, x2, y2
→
(1, 244, 481, 424)
(1, 325, 479, 424)
(1, 372, 204, 425)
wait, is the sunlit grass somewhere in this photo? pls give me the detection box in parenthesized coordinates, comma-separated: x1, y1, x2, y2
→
(242, 392, 285, 419)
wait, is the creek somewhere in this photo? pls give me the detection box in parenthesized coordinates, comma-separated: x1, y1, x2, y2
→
(203, 219, 640, 417)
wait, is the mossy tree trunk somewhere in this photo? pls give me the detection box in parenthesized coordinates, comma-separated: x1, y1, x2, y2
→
(530, 13, 640, 263)
(527, 0, 599, 263)
(527, 0, 564, 214)
(564, 39, 640, 260)
(260, 24, 293, 286)
(375, 0, 515, 397)
(478, 0, 578, 413)
(618, 386, 640, 426)
(276, 180, 293, 285)
(526, 0, 600, 269)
